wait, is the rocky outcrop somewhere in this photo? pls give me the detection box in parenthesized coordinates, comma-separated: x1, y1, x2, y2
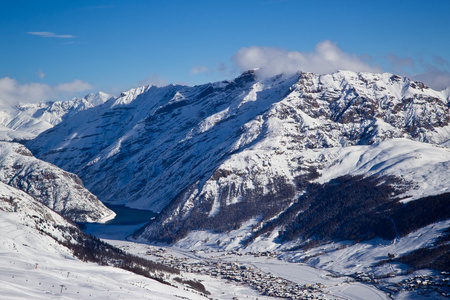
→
(0, 142, 115, 223)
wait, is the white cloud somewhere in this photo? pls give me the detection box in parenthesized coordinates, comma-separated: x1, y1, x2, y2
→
(28, 32, 77, 39)
(231, 40, 380, 79)
(37, 69, 45, 79)
(0, 77, 93, 109)
(190, 66, 208, 75)
(412, 66, 450, 91)
(230, 41, 450, 90)
(385, 54, 450, 90)
(138, 74, 167, 87)
(56, 79, 93, 92)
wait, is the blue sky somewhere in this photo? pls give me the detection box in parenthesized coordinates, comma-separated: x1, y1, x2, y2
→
(1, 0, 449, 106)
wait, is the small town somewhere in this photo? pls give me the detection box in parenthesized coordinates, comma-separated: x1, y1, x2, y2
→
(140, 246, 450, 300)
(382, 272, 450, 298)
(143, 247, 332, 300)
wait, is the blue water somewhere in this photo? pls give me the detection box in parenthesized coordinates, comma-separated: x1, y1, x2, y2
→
(82, 204, 157, 240)
(104, 204, 157, 225)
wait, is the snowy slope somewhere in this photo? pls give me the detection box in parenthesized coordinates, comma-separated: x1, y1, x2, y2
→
(0, 141, 115, 223)
(28, 73, 298, 211)
(316, 138, 450, 201)
(0, 92, 112, 141)
(0, 182, 222, 300)
(26, 70, 450, 248)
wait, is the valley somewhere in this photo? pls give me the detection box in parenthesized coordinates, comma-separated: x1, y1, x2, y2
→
(83, 216, 450, 300)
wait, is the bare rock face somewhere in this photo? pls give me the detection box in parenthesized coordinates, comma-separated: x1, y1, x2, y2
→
(26, 70, 450, 246)
(0, 142, 115, 223)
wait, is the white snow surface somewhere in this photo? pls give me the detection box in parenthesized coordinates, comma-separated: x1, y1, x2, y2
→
(315, 138, 450, 201)
(22, 71, 450, 260)
(0, 182, 212, 300)
(3, 70, 448, 299)
(285, 219, 450, 276)
(0, 182, 283, 300)
(27, 70, 450, 213)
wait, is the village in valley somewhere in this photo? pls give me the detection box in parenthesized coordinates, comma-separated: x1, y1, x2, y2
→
(142, 247, 328, 300)
(116, 243, 450, 300)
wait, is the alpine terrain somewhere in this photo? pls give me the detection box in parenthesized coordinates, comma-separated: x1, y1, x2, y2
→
(26, 70, 450, 273)
(0, 69, 440, 299)
(0, 180, 224, 300)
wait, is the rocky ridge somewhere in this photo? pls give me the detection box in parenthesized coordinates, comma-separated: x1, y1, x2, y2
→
(0, 141, 115, 223)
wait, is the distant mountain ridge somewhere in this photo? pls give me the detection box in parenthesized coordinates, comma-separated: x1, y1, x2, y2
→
(0, 92, 112, 141)
(26, 70, 450, 259)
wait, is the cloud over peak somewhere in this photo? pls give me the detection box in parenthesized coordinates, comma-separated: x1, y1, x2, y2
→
(230, 41, 450, 90)
(56, 80, 92, 92)
(232, 41, 380, 79)
(0, 77, 93, 109)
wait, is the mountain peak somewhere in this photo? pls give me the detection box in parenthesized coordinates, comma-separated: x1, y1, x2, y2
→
(7, 69, 447, 287)
(84, 91, 113, 106)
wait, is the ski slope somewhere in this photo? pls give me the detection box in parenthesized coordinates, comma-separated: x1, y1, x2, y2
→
(0, 182, 278, 299)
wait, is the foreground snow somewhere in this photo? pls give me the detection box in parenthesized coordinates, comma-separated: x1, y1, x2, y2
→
(0, 182, 276, 299)
(0, 217, 276, 300)
(0, 183, 175, 299)
(2, 179, 447, 299)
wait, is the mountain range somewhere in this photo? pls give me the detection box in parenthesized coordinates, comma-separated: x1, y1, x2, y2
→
(0, 69, 449, 284)
(23, 70, 450, 266)
(0, 91, 112, 141)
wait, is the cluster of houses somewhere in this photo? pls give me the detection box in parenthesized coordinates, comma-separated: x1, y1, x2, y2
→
(352, 270, 450, 297)
(145, 248, 327, 299)
(384, 272, 450, 297)
(142, 246, 450, 299)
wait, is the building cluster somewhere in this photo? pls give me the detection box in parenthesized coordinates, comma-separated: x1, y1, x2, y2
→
(144, 248, 327, 299)
(353, 272, 379, 284)
(353, 270, 450, 298)
(384, 273, 450, 297)
(142, 247, 450, 299)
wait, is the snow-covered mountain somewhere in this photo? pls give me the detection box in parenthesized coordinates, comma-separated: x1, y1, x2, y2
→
(0, 141, 115, 223)
(26, 70, 450, 260)
(0, 92, 112, 141)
